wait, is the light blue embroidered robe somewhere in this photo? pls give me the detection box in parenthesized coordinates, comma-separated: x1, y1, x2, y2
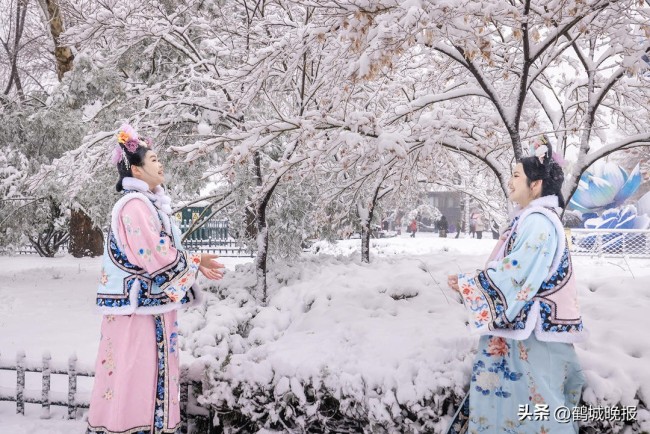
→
(448, 211, 585, 434)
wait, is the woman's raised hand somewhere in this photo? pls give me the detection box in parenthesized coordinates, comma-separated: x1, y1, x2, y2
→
(199, 253, 225, 280)
(447, 274, 459, 293)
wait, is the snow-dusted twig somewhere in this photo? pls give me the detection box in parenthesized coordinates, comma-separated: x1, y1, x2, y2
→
(416, 259, 451, 305)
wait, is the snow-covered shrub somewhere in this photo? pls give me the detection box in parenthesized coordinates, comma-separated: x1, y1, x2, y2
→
(179, 252, 650, 434)
(180, 255, 476, 433)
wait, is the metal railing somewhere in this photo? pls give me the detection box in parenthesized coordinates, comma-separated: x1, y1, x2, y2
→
(178, 219, 252, 256)
(568, 229, 650, 258)
(1, 220, 253, 257)
(182, 239, 253, 257)
(179, 219, 229, 242)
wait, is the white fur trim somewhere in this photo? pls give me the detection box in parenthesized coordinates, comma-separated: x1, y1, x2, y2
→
(96, 281, 204, 315)
(509, 195, 559, 218)
(95, 278, 141, 315)
(528, 195, 560, 210)
(122, 177, 150, 192)
(534, 328, 589, 343)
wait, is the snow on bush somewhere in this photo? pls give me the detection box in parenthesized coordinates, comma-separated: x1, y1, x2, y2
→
(178, 244, 650, 433)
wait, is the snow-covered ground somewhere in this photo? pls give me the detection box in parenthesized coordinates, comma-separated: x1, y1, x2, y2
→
(1, 232, 649, 432)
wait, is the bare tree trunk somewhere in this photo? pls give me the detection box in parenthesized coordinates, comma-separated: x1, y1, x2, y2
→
(245, 206, 258, 240)
(1, 0, 28, 100)
(27, 197, 70, 257)
(359, 168, 393, 264)
(254, 199, 269, 302)
(359, 200, 373, 264)
(251, 150, 282, 303)
(68, 209, 103, 258)
(39, 0, 74, 80)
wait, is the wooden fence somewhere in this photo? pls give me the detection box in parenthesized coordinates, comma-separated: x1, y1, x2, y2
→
(0, 351, 209, 432)
(0, 352, 88, 419)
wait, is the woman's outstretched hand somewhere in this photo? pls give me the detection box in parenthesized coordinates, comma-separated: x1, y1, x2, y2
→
(447, 274, 459, 293)
(199, 253, 225, 280)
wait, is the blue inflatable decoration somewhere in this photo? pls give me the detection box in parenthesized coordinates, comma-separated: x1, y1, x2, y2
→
(583, 205, 649, 230)
(569, 162, 641, 213)
(579, 205, 650, 254)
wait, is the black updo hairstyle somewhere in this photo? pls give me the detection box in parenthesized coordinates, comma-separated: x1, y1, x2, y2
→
(519, 135, 566, 208)
(115, 146, 149, 192)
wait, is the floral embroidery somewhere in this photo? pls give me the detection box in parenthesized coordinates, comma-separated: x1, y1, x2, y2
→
(475, 371, 500, 391)
(103, 388, 113, 400)
(98, 191, 201, 314)
(105, 315, 116, 323)
(460, 282, 475, 297)
(101, 339, 116, 376)
(469, 415, 490, 431)
(172, 374, 180, 403)
(485, 337, 510, 357)
(138, 247, 152, 261)
(516, 284, 533, 301)
(154, 316, 168, 431)
(121, 215, 141, 236)
(476, 309, 490, 323)
(524, 232, 550, 251)
(458, 274, 499, 331)
(155, 237, 170, 255)
(170, 332, 178, 353)
(472, 357, 522, 398)
(529, 384, 545, 405)
(518, 341, 529, 361)
(99, 268, 108, 286)
(500, 257, 521, 271)
(471, 230, 584, 334)
(526, 371, 547, 405)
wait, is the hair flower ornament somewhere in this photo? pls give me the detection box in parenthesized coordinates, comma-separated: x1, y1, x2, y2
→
(113, 123, 148, 169)
(124, 138, 140, 153)
(111, 146, 123, 165)
(534, 143, 547, 164)
(529, 135, 549, 164)
(529, 134, 566, 167)
(117, 124, 137, 144)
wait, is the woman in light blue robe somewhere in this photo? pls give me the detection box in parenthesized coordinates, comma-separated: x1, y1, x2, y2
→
(447, 138, 587, 434)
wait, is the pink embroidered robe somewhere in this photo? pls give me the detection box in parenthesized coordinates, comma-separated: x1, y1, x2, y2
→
(87, 198, 200, 434)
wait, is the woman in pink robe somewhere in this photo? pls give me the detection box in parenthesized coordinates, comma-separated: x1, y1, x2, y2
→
(87, 125, 224, 434)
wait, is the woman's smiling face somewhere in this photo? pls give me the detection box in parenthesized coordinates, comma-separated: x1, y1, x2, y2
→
(508, 163, 540, 207)
(132, 150, 164, 189)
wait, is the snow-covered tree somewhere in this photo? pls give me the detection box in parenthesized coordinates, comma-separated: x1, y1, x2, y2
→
(31, 0, 650, 270)
(64, 0, 383, 295)
(0, 0, 57, 103)
(328, 0, 650, 203)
